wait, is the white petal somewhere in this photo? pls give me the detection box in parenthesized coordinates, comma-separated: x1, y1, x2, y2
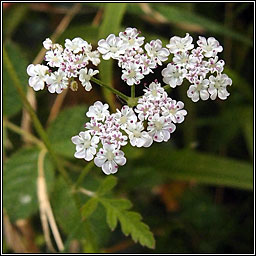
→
(84, 151, 94, 161)
(75, 150, 85, 159)
(114, 155, 126, 166)
(27, 64, 36, 76)
(71, 136, 83, 145)
(94, 156, 106, 167)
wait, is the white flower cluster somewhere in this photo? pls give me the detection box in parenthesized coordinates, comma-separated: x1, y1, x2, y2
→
(162, 33, 232, 102)
(27, 38, 100, 93)
(26, 28, 232, 175)
(72, 81, 187, 175)
(97, 27, 169, 86)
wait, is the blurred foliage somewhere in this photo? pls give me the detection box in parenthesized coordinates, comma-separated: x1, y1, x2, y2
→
(3, 2, 254, 254)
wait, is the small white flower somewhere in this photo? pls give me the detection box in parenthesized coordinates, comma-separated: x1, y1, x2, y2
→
(121, 63, 144, 86)
(145, 39, 169, 65)
(72, 131, 99, 161)
(125, 121, 153, 148)
(115, 105, 137, 129)
(86, 50, 101, 66)
(167, 33, 194, 54)
(86, 101, 110, 121)
(173, 51, 197, 68)
(147, 114, 176, 142)
(208, 74, 232, 100)
(45, 49, 63, 67)
(161, 100, 187, 123)
(84, 119, 103, 136)
(143, 81, 166, 100)
(140, 54, 157, 75)
(98, 34, 126, 60)
(135, 101, 155, 121)
(72, 54, 88, 69)
(197, 36, 223, 58)
(187, 77, 210, 102)
(94, 144, 126, 175)
(43, 38, 53, 50)
(119, 27, 145, 51)
(109, 130, 128, 148)
(65, 37, 87, 54)
(207, 56, 225, 74)
(79, 68, 99, 91)
(46, 70, 68, 94)
(161, 63, 187, 88)
(27, 64, 49, 91)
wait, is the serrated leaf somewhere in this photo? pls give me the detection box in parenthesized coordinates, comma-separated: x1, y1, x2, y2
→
(81, 197, 99, 219)
(105, 206, 118, 230)
(3, 147, 55, 222)
(3, 41, 28, 117)
(119, 211, 155, 249)
(100, 197, 155, 249)
(47, 105, 89, 158)
(97, 176, 118, 196)
(102, 198, 132, 230)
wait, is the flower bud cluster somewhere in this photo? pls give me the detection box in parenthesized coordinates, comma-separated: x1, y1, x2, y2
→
(72, 81, 187, 175)
(27, 38, 100, 93)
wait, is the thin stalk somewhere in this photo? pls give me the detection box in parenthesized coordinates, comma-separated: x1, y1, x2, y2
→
(163, 84, 170, 91)
(78, 188, 95, 197)
(3, 118, 44, 148)
(91, 77, 129, 102)
(3, 46, 81, 208)
(131, 85, 135, 98)
(74, 161, 94, 189)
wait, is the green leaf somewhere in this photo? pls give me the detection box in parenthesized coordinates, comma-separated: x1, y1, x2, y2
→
(129, 148, 253, 190)
(47, 105, 89, 158)
(51, 177, 84, 236)
(151, 4, 252, 46)
(98, 3, 127, 109)
(100, 197, 155, 249)
(3, 41, 28, 117)
(81, 197, 99, 219)
(52, 177, 110, 250)
(97, 176, 118, 196)
(3, 147, 55, 222)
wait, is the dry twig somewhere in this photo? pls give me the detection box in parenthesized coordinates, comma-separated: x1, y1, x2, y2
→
(37, 148, 64, 252)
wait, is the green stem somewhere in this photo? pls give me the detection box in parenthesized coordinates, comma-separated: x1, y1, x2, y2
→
(3, 118, 44, 148)
(91, 77, 129, 102)
(3, 45, 81, 208)
(163, 84, 170, 91)
(74, 161, 94, 189)
(131, 85, 135, 98)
